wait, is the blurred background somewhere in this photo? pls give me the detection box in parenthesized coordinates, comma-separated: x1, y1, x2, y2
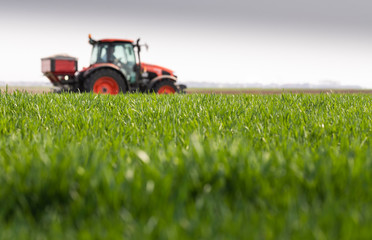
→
(0, 0, 371, 88)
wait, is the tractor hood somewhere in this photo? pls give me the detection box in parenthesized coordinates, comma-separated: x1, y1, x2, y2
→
(141, 63, 175, 76)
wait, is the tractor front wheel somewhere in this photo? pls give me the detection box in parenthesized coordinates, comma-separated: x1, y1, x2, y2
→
(153, 79, 177, 94)
(84, 69, 127, 94)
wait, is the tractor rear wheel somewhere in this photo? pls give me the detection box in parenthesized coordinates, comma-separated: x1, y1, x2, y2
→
(84, 69, 127, 94)
(153, 79, 177, 94)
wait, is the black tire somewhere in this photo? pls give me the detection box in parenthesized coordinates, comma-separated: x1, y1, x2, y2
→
(152, 79, 178, 94)
(83, 68, 128, 94)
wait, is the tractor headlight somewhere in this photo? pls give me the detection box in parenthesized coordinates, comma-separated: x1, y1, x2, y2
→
(142, 72, 149, 78)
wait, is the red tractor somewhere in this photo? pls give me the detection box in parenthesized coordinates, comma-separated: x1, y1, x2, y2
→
(41, 35, 185, 94)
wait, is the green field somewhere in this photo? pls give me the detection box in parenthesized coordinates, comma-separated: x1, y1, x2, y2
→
(0, 92, 371, 239)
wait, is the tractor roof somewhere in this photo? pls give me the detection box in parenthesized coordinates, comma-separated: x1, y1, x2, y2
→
(98, 38, 134, 43)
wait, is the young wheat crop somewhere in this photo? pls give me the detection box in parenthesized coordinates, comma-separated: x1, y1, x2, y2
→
(0, 92, 371, 239)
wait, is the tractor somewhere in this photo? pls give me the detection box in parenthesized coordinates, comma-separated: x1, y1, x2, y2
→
(41, 35, 185, 94)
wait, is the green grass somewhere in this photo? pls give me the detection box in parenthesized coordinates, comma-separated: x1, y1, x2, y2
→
(0, 92, 371, 239)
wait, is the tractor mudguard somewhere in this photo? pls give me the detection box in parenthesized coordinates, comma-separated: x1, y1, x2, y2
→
(82, 64, 130, 90)
(147, 75, 177, 91)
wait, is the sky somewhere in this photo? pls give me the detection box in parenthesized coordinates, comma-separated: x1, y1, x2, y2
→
(1, 0, 372, 88)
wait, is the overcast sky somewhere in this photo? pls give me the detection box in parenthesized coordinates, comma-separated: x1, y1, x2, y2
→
(1, 0, 371, 87)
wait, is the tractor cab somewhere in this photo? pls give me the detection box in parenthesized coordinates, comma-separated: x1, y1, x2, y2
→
(89, 39, 137, 83)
